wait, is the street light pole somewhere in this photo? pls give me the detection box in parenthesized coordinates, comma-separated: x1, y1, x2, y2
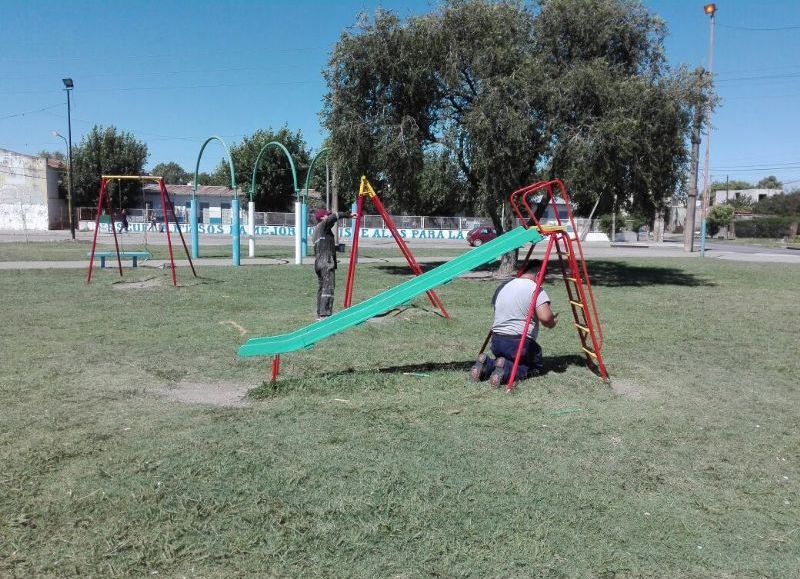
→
(62, 78, 75, 240)
(52, 131, 73, 237)
(699, 4, 716, 256)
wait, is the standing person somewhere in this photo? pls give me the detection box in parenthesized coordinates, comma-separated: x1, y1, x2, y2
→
(148, 210, 157, 231)
(312, 208, 352, 319)
(470, 261, 558, 387)
(120, 209, 129, 233)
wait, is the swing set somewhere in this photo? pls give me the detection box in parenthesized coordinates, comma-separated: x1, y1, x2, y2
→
(343, 176, 449, 318)
(86, 175, 197, 286)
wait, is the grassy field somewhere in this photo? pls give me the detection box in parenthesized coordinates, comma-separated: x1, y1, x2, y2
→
(0, 239, 468, 262)
(1, 255, 798, 576)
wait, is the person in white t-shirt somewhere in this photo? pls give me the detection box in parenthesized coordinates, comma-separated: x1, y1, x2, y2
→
(470, 260, 558, 387)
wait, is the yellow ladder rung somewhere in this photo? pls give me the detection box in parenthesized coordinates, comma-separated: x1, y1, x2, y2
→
(581, 347, 598, 359)
(566, 277, 578, 284)
(570, 300, 585, 308)
(575, 323, 589, 333)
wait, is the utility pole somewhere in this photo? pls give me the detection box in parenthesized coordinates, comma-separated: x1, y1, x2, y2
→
(699, 3, 717, 256)
(683, 75, 704, 252)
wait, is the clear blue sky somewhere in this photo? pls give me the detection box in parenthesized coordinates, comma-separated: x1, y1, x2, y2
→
(2, 0, 799, 188)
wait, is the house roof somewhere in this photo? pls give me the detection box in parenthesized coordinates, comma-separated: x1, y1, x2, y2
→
(142, 183, 235, 198)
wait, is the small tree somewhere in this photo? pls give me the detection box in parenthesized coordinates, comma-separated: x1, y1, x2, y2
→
(707, 204, 734, 237)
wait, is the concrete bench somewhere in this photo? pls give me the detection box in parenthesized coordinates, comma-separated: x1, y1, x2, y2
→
(89, 251, 151, 268)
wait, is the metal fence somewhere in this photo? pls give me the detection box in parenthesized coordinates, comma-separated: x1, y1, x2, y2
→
(75, 207, 601, 235)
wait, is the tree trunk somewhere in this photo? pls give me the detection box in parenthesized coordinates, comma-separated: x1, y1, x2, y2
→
(331, 164, 340, 246)
(495, 200, 519, 278)
(654, 208, 665, 243)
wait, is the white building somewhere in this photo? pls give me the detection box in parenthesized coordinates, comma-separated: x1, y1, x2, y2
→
(0, 148, 66, 230)
(711, 188, 783, 206)
(142, 183, 237, 224)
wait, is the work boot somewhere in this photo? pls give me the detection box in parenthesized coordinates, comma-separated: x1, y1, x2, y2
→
(469, 353, 489, 382)
(489, 357, 507, 388)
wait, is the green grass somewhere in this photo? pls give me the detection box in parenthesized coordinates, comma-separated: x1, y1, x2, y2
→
(1, 257, 798, 576)
(709, 237, 789, 249)
(0, 239, 468, 262)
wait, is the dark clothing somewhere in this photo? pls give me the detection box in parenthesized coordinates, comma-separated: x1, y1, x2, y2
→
(316, 267, 335, 317)
(482, 333, 543, 385)
(313, 212, 342, 272)
(313, 212, 347, 317)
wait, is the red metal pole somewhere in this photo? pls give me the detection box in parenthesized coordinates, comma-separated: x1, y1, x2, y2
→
(161, 180, 197, 278)
(369, 193, 450, 319)
(86, 178, 108, 283)
(271, 355, 280, 382)
(104, 184, 123, 277)
(343, 195, 364, 308)
(159, 180, 178, 286)
(506, 234, 555, 391)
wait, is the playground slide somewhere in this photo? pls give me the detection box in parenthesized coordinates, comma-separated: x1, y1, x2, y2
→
(238, 226, 545, 357)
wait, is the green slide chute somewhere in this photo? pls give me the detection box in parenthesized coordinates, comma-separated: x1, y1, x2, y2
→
(238, 226, 544, 357)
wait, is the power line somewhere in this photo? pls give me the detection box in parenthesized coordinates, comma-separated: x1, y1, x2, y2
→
(718, 23, 800, 31)
(0, 103, 62, 121)
(714, 160, 800, 169)
(4, 78, 321, 96)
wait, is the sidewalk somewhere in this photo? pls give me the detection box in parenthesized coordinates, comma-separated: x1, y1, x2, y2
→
(2, 230, 800, 267)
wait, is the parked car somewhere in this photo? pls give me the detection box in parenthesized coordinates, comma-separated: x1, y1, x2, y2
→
(467, 225, 497, 246)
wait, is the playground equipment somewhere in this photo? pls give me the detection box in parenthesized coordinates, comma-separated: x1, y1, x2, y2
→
(191, 136, 239, 265)
(489, 179, 608, 389)
(344, 176, 449, 318)
(238, 179, 608, 388)
(86, 175, 197, 286)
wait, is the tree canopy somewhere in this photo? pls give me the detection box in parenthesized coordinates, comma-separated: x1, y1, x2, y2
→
(756, 175, 782, 189)
(71, 126, 148, 207)
(323, 0, 705, 235)
(753, 191, 800, 216)
(151, 161, 190, 185)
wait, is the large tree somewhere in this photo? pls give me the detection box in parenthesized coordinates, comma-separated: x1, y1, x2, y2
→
(323, 0, 704, 270)
(71, 126, 148, 207)
(213, 127, 311, 211)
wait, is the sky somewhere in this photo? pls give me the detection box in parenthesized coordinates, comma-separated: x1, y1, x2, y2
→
(2, 0, 800, 189)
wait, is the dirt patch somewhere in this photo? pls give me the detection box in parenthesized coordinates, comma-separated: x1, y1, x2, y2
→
(610, 379, 643, 399)
(152, 380, 251, 408)
(112, 277, 161, 290)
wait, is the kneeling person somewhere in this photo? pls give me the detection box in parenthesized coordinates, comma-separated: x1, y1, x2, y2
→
(471, 262, 558, 387)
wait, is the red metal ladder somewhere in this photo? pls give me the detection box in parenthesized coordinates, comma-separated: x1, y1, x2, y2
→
(506, 180, 609, 386)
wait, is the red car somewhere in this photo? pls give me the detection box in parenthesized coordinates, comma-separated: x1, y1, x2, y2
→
(467, 225, 497, 246)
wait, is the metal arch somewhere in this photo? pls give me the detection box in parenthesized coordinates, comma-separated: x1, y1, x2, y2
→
(193, 135, 237, 196)
(302, 147, 330, 197)
(191, 136, 239, 264)
(249, 140, 299, 201)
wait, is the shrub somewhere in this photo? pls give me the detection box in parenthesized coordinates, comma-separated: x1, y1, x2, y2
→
(733, 217, 796, 238)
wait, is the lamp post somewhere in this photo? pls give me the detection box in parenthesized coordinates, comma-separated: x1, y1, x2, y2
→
(699, 4, 716, 256)
(60, 78, 75, 240)
(52, 130, 74, 237)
